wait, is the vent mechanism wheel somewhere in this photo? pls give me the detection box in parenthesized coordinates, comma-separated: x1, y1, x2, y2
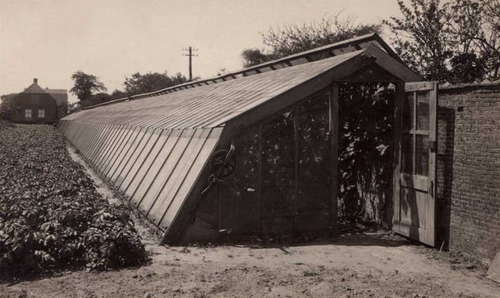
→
(210, 149, 236, 179)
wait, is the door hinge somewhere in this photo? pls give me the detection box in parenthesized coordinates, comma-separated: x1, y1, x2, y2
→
(429, 141, 437, 152)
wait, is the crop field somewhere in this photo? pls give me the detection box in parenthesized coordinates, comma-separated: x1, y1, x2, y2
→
(0, 122, 147, 277)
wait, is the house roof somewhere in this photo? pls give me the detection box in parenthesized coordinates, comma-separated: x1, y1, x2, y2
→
(19, 80, 68, 106)
(23, 82, 47, 94)
(45, 88, 68, 106)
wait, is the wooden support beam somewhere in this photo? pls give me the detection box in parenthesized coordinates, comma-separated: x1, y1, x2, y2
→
(392, 82, 405, 226)
(218, 184, 224, 232)
(293, 107, 299, 236)
(329, 83, 339, 237)
(258, 124, 263, 236)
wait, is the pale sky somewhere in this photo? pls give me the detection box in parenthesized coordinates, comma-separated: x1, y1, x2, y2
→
(0, 0, 407, 103)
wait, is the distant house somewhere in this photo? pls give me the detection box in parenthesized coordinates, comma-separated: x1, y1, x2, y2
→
(11, 78, 68, 124)
(44, 87, 69, 120)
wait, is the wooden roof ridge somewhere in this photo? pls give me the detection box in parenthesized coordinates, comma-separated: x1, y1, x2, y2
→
(84, 33, 395, 110)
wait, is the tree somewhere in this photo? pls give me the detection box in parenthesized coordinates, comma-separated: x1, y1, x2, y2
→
(482, 0, 500, 78)
(110, 89, 128, 100)
(70, 71, 107, 102)
(383, 0, 453, 82)
(0, 93, 20, 120)
(124, 72, 188, 96)
(241, 15, 382, 67)
(81, 92, 114, 109)
(241, 49, 268, 68)
(384, 0, 500, 83)
(68, 92, 114, 113)
(448, 0, 500, 79)
(449, 52, 486, 83)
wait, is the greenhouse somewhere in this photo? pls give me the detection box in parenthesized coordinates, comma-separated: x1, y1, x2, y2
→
(59, 33, 425, 244)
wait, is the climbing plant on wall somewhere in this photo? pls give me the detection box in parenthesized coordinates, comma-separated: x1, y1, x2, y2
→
(338, 83, 395, 225)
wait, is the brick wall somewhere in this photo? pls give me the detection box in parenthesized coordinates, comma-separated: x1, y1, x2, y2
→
(437, 83, 500, 261)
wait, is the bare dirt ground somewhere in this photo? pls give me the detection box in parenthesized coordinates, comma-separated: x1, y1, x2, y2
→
(1, 145, 499, 298)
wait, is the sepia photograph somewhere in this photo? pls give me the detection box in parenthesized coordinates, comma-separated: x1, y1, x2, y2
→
(0, 0, 499, 297)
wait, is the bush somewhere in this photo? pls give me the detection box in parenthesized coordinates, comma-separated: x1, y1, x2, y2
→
(0, 94, 20, 121)
(0, 122, 148, 277)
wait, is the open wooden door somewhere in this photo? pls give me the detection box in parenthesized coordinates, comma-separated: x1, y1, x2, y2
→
(393, 82, 438, 246)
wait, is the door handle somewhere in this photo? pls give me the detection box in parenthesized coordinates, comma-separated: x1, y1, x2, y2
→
(428, 181, 434, 197)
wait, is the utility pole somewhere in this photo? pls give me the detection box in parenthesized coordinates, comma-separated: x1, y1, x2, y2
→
(182, 47, 198, 81)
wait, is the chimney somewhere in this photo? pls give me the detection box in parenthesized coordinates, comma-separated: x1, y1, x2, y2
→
(34, 78, 38, 84)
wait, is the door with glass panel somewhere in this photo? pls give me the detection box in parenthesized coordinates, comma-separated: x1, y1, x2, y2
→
(393, 82, 437, 246)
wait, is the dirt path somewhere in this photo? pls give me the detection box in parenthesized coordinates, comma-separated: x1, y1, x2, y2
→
(2, 234, 499, 298)
(1, 145, 498, 298)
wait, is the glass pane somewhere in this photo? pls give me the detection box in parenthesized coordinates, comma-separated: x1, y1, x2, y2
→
(297, 92, 331, 234)
(298, 92, 330, 186)
(261, 186, 295, 236)
(402, 134, 413, 174)
(298, 144, 330, 185)
(402, 93, 414, 130)
(262, 109, 295, 186)
(416, 135, 429, 176)
(417, 91, 430, 131)
(298, 93, 329, 142)
(222, 126, 260, 234)
(261, 186, 295, 215)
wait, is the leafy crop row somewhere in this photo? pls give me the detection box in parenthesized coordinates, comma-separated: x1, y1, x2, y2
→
(0, 122, 148, 277)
